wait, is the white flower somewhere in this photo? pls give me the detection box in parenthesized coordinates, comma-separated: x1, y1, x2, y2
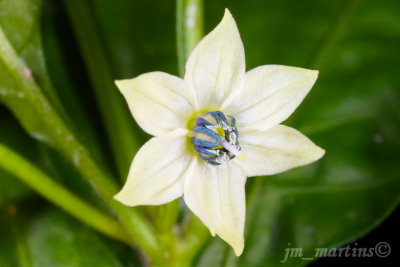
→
(114, 9, 324, 256)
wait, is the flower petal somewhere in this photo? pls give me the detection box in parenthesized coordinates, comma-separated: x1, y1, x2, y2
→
(184, 9, 245, 109)
(184, 157, 246, 256)
(223, 65, 318, 130)
(116, 72, 196, 136)
(235, 125, 325, 177)
(114, 129, 192, 206)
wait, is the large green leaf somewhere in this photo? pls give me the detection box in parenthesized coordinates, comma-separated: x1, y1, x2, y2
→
(0, 205, 125, 267)
(0, 0, 161, 259)
(0, 0, 106, 166)
(0, 0, 63, 113)
(193, 0, 400, 266)
(0, 0, 106, 210)
(0, 0, 111, 208)
(0, 0, 85, 153)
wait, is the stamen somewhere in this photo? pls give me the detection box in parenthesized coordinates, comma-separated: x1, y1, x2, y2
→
(191, 111, 241, 165)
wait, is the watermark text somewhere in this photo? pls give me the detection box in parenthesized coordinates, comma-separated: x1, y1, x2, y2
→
(280, 242, 391, 263)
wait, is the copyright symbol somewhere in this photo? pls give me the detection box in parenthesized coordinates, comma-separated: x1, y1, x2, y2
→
(375, 242, 391, 258)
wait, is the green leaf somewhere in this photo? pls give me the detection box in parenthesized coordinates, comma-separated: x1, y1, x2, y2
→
(0, 0, 62, 112)
(0, 0, 161, 258)
(0, 0, 104, 162)
(27, 209, 124, 266)
(0, 205, 125, 267)
(62, 0, 145, 179)
(192, 0, 400, 265)
(0, 143, 132, 244)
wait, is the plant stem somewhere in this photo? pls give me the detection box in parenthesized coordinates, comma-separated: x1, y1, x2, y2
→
(155, 200, 180, 233)
(174, 0, 209, 264)
(0, 143, 131, 244)
(176, 0, 204, 77)
(62, 0, 141, 180)
(179, 215, 210, 264)
(0, 25, 161, 260)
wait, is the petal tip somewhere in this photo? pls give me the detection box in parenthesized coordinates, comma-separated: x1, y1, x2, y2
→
(233, 241, 244, 256)
(114, 79, 129, 93)
(311, 69, 319, 80)
(315, 145, 326, 159)
(223, 8, 233, 18)
(113, 191, 125, 203)
(114, 79, 124, 86)
(306, 144, 325, 165)
(210, 229, 216, 236)
(113, 190, 137, 207)
(226, 235, 244, 256)
(221, 8, 237, 28)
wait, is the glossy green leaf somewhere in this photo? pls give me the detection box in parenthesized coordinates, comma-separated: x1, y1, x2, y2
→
(0, 0, 64, 114)
(0, 0, 161, 258)
(0, 205, 124, 267)
(193, 0, 400, 265)
(27, 209, 124, 266)
(0, 0, 104, 162)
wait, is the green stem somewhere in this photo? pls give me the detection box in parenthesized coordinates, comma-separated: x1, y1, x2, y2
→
(62, 0, 141, 180)
(176, 0, 204, 77)
(155, 200, 180, 233)
(0, 143, 131, 244)
(179, 215, 210, 264)
(152, 214, 210, 267)
(0, 26, 161, 260)
(173, 0, 208, 264)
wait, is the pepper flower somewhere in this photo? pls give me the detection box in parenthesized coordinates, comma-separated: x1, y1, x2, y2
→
(114, 9, 325, 256)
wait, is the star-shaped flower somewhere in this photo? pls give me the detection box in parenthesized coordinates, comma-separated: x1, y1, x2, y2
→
(114, 9, 324, 256)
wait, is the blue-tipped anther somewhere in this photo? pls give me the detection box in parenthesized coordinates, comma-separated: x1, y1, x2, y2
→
(191, 111, 241, 165)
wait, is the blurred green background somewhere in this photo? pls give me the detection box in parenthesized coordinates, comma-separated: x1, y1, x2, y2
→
(0, 0, 399, 266)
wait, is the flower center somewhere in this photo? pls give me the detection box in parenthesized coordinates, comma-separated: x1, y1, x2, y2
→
(191, 111, 241, 165)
